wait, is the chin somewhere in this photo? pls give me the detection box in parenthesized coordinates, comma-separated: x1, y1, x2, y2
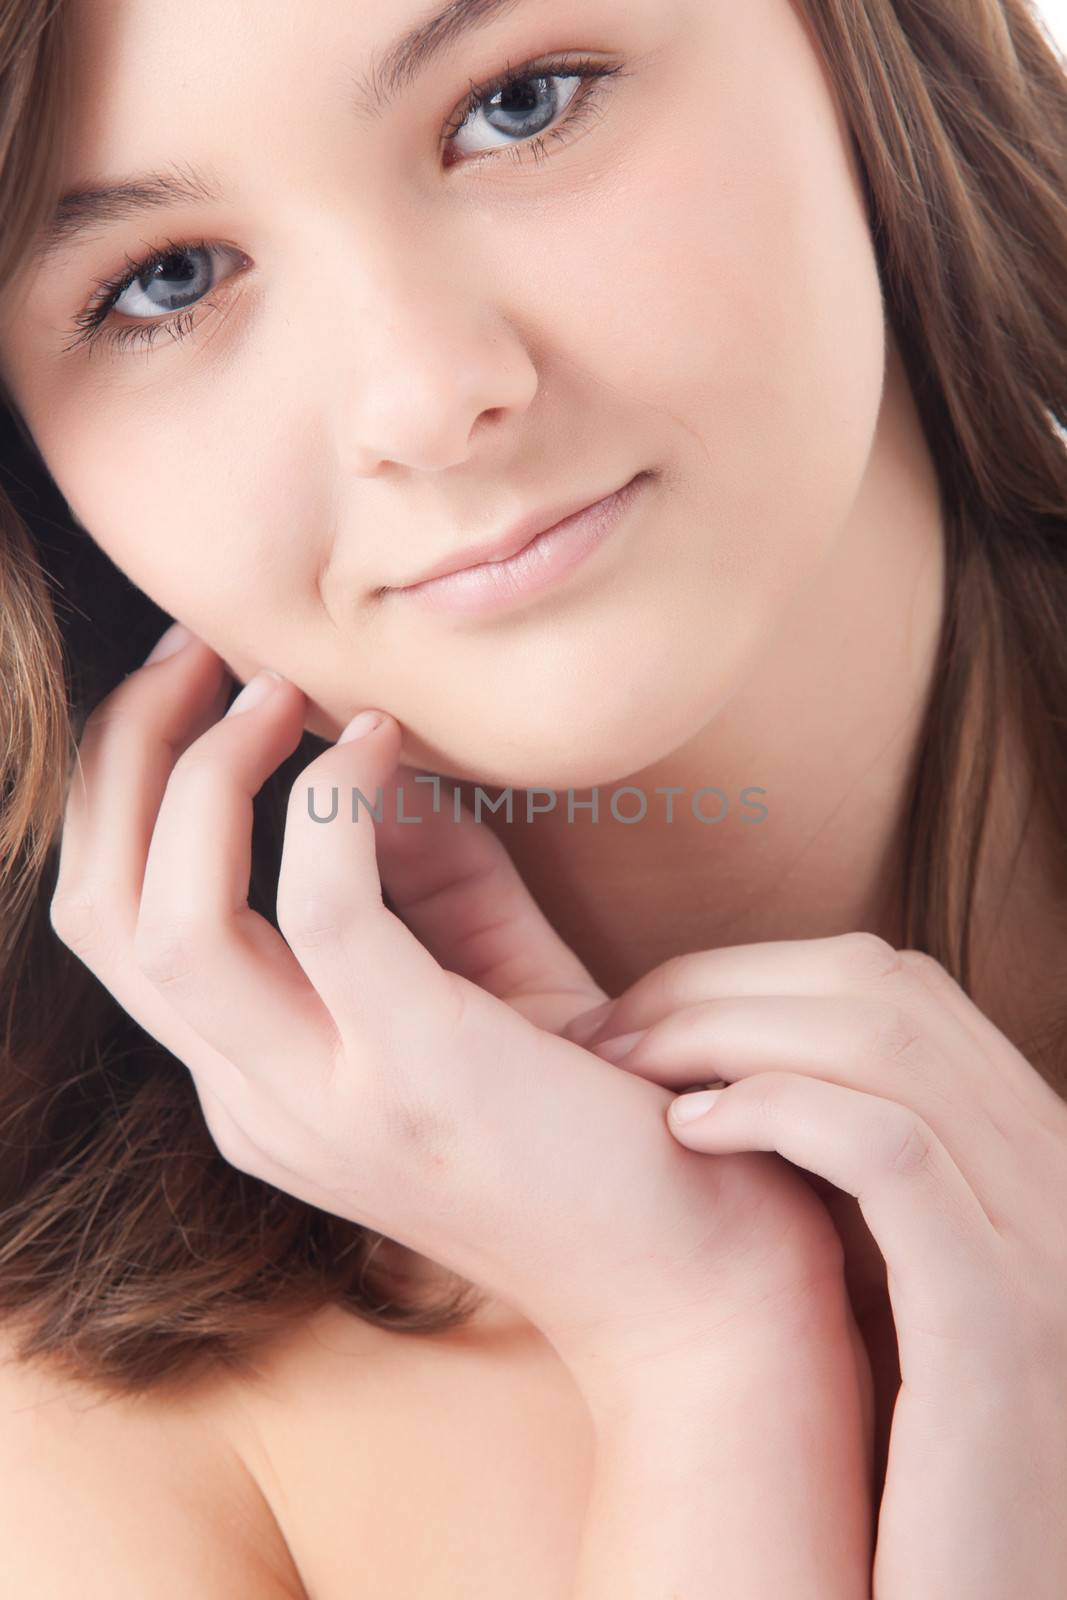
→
(398, 732, 681, 797)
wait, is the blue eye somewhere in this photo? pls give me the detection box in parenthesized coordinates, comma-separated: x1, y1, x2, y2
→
(64, 51, 627, 358)
(444, 54, 624, 163)
(63, 237, 247, 357)
(109, 243, 222, 319)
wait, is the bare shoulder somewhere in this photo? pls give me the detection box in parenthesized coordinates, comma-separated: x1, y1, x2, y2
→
(0, 1268, 593, 1600)
(212, 1290, 595, 1600)
(0, 1318, 307, 1599)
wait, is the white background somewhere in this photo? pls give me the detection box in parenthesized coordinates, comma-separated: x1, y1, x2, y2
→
(1038, 0, 1066, 48)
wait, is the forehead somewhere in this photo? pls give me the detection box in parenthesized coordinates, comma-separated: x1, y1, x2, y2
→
(65, 0, 536, 151)
(65, 0, 362, 166)
(57, 0, 566, 235)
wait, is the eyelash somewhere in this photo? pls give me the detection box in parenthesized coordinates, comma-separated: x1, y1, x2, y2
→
(64, 52, 626, 359)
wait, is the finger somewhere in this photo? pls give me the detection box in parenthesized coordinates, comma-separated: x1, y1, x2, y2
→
(560, 997, 619, 1046)
(590, 992, 1019, 1212)
(273, 710, 467, 1061)
(134, 671, 347, 1076)
(894, 947, 1064, 1121)
(573, 932, 1023, 1107)
(53, 627, 231, 905)
(372, 766, 606, 1031)
(50, 630, 273, 1087)
(665, 1072, 1009, 1362)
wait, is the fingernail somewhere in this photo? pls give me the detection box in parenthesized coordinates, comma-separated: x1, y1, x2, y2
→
(591, 1030, 647, 1063)
(143, 622, 192, 664)
(563, 1001, 615, 1045)
(669, 1088, 725, 1124)
(225, 669, 284, 716)
(338, 709, 386, 743)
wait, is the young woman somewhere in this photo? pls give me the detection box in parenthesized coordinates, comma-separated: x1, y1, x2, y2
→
(0, 0, 1064, 1592)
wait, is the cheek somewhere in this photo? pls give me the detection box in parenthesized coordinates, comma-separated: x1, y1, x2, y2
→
(377, 26, 887, 786)
(31, 384, 332, 673)
(547, 9, 886, 607)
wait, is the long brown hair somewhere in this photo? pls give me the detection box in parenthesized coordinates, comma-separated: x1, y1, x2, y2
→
(1, 0, 1065, 1396)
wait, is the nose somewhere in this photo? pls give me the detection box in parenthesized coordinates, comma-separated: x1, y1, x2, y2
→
(335, 248, 539, 475)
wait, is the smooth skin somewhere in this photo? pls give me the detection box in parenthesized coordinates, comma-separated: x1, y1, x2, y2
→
(0, 0, 1064, 1589)
(1, 0, 1050, 1036)
(0, 0, 924, 945)
(49, 630, 873, 1596)
(577, 946, 1067, 1596)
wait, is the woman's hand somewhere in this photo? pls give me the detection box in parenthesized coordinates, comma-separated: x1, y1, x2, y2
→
(48, 627, 855, 1404)
(571, 936, 1067, 1597)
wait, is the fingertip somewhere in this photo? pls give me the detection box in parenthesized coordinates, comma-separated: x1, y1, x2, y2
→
(142, 621, 193, 665)
(337, 708, 390, 744)
(562, 1000, 615, 1045)
(668, 1087, 725, 1126)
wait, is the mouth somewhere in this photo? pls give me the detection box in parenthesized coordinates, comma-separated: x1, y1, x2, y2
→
(386, 471, 652, 619)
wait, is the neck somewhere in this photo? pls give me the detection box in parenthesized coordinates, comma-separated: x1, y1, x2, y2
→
(460, 333, 944, 991)
(454, 335, 1065, 1082)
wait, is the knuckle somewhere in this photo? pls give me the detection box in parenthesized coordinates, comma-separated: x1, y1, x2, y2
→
(194, 1075, 265, 1177)
(745, 1069, 790, 1123)
(877, 1105, 933, 1179)
(897, 947, 945, 980)
(195, 1080, 274, 1180)
(276, 887, 357, 947)
(897, 947, 958, 997)
(216, 1126, 268, 1181)
(833, 930, 903, 984)
(650, 950, 703, 1008)
(864, 1000, 927, 1068)
(49, 887, 102, 952)
(207, 1114, 254, 1173)
(168, 746, 227, 797)
(133, 915, 202, 987)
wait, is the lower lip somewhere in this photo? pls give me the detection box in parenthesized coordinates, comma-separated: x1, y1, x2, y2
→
(394, 472, 650, 617)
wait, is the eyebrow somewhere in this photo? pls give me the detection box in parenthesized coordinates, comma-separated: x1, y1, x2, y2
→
(33, 165, 222, 265)
(33, 0, 525, 267)
(350, 0, 524, 120)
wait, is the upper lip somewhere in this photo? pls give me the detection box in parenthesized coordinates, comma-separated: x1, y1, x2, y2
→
(392, 477, 637, 590)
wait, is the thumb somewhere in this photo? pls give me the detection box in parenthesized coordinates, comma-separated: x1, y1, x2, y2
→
(371, 758, 607, 1032)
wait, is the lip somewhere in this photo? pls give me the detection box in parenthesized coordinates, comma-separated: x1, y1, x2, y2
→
(396, 479, 641, 589)
(391, 472, 650, 617)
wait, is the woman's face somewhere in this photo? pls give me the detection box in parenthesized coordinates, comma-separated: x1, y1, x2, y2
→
(0, 0, 885, 789)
